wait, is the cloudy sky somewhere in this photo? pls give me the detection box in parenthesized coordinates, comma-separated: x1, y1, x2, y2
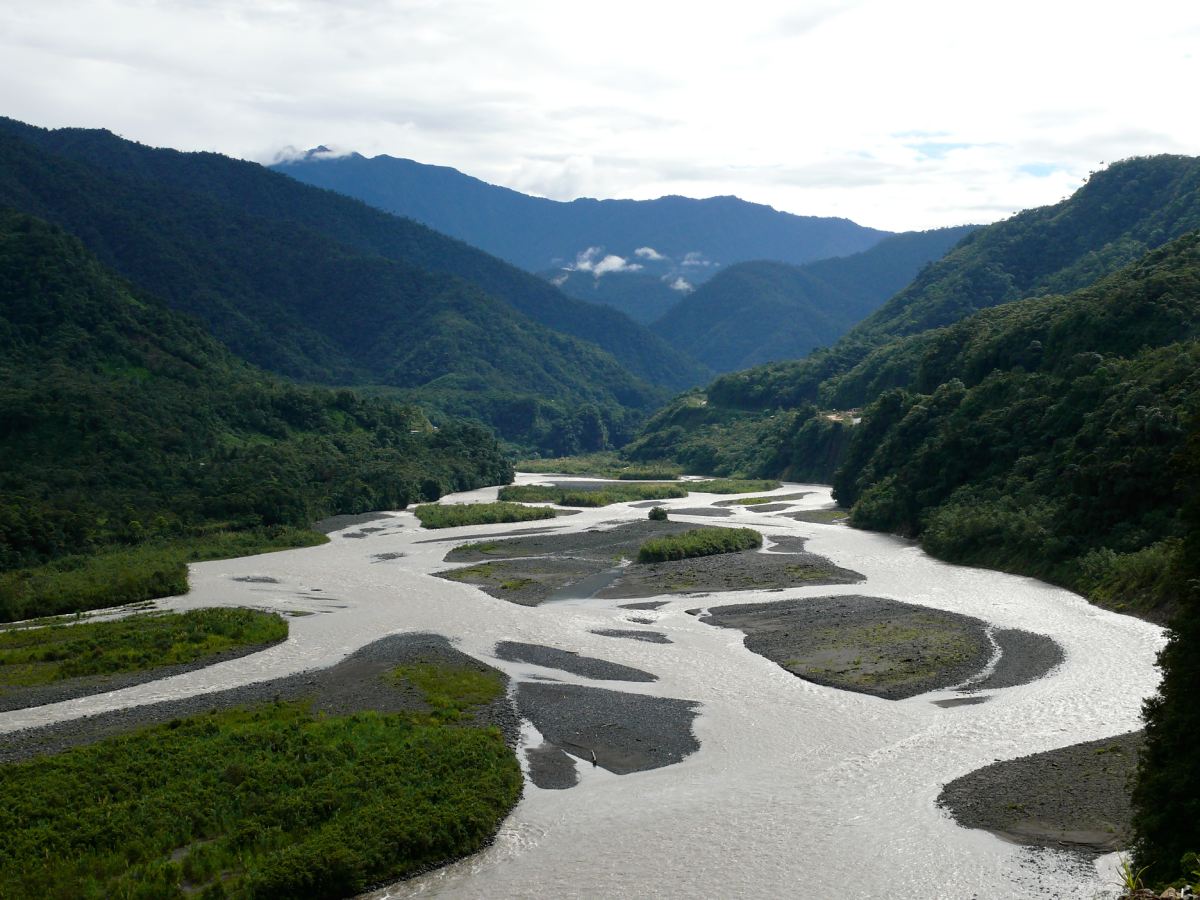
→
(3, 0, 1198, 231)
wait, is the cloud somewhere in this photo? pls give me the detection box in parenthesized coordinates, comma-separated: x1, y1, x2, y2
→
(271, 143, 353, 164)
(634, 246, 666, 260)
(667, 277, 693, 293)
(565, 246, 642, 277)
(681, 251, 715, 268)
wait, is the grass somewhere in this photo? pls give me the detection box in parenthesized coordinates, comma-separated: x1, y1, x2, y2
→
(0, 528, 326, 624)
(0, 608, 287, 691)
(0, 701, 521, 899)
(686, 479, 782, 494)
(412, 502, 557, 529)
(498, 483, 687, 507)
(637, 527, 763, 563)
(515, 452, 682, 480)
(390, 661, 507, 721)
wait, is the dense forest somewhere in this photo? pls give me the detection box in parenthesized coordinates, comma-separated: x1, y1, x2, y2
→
(0, 118, 712, 453)
(0, 211, 513, 617)
(651, 226, 976, 372)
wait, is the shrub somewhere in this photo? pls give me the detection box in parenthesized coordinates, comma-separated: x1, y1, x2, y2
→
(648, 506, 668, 521)
(498, 484, 687, 506)
(413, 502, 557, 529)
(637, 527, 762, 563)
(687, 479, 781, 494)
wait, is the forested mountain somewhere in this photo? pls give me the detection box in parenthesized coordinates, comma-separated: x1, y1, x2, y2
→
(0, 119, 708, 450)
(540, 267, 687, 325)
(271, 150, 890, 275)
(650, 226, 975, 372)
(681, 155, 1200, 415)
(0, 211, 511, 594)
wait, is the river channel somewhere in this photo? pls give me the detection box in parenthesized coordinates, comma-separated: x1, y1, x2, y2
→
(0, 477, 1165, 899)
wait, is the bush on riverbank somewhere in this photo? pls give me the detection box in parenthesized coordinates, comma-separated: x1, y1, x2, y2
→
(498, 484, 688, 506)
(0, 528, 325, 623)
(0, 608, 287, 689)
(413, 502, 558, 529)
(0, 702, 521, 899)
(516, 452, 682, 480)
(637, 527, 762, 563)
(687, 479, 781, 494)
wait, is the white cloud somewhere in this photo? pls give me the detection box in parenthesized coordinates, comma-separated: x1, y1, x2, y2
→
(681, 251, 715, 268)
(2, 0, 1199, 230)
(565, 246, 642, 277)
(667, 277, 694, 293)
(634, 246, 666, 260)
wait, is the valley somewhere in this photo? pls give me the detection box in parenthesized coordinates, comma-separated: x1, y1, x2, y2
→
(0, 477, 1162, 897)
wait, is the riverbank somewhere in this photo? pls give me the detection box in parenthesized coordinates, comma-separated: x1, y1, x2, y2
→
(939, 731, 1144, 852)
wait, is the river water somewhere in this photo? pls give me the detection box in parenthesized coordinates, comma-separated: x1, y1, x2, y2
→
(0, 479, 1165, 899)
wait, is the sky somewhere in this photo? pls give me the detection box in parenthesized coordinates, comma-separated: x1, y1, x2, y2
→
(2, 0, 1198, 232)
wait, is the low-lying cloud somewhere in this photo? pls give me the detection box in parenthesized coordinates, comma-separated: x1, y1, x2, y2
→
(567, 246, 643, 277)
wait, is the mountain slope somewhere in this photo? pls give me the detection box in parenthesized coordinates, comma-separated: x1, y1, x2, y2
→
(651, 226, 975, 372)
(0, 120, 691, 449)
(830, 231, 1200, 620)
(0, 117, 707, 396)
(697, 154, 1200, 412)
(0, 210, 512, 583)
(271, 150, 890, 274)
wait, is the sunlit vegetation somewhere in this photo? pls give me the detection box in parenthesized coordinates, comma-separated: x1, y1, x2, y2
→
(0, 608, 287, 690)
(0, 702, 521, 899)
(412, 502, 557, 529)
(515, 452, 682, 480)
(0, 529, 324, 624)
(390, 662, 507, 720)
(687, 479, 781, 494)
(637, 527, 762, 563)
(498, 483, 687, 506)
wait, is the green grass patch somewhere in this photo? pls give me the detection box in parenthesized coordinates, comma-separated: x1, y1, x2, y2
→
(515, 452, 682, 480)
(687, 479, 782, 494)
(412, 502, 557, 529)
(0, 702, 521, 899)
(637, 527, 763, 563)
(0, 528, 326, 624)
(0, 608, 287, 691)
(498, 483, 687, 507)
(390, 661, 506, 720)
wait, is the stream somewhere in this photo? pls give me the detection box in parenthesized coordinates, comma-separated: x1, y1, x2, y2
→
(0, 478, 1165, 899)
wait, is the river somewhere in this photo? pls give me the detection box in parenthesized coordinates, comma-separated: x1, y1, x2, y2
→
(0, 478, 1165, 899)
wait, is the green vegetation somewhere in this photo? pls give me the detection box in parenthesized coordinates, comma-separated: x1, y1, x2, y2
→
(390, 661, 506, 720)
(0, 117, 707, 453)
(0, 702, 521, 899)
(687, 479, 781, 494)
(832, 234, 1200, 619)
(0, 608, 286, 690)
(498, 483, 687, 506)
(648, 506, 669, 521)
(0, 529, 322, 623)
(629, 156, 1200, 479)
(0, 211, 514, 620)
(1131, 428, 1200, 884)
(516, 452, 682, 480)
(637, 527, 762, 563)
(412, 502, 557, 529)
(651, 227, 975, 373)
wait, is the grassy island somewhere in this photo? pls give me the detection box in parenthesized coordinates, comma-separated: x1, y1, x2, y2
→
(0, 608, 287, 691)
(413, 501, 558, 529)
(637, 527, 763, 563)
